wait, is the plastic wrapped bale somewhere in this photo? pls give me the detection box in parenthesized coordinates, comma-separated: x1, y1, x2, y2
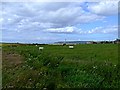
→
(39, 47, 44, 50)
(69, 46, 74, 49)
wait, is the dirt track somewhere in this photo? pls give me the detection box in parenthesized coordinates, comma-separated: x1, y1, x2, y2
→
(2, 52, 23, 67)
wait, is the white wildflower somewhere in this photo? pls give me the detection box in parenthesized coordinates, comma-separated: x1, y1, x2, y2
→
(93, 66, 97, 69)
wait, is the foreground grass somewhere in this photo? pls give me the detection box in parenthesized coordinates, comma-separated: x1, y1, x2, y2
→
(2, 44, 120, 89)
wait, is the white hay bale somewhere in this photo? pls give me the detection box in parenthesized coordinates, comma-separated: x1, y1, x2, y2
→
(39, 47, 44, 50)
(69, 46, 74, 49)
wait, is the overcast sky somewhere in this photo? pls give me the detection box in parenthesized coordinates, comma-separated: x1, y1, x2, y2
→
(1, 1, 118, 43)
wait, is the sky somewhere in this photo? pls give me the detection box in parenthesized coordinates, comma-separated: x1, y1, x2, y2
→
(0, 1, 119, 44)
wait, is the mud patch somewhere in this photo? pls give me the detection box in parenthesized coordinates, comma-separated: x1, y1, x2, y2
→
(2, 52, 24, 67)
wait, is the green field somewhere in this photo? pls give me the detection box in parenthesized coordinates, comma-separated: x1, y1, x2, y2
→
(2, 44, 120, 89)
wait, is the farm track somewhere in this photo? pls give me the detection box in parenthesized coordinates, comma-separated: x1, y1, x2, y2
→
(2, 52, 23, 66)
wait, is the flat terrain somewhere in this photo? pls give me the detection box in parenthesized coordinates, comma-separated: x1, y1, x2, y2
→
(2, 44, 119, 89)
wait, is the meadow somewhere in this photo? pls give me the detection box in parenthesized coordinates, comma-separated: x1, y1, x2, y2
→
(2, 44, 120, 89)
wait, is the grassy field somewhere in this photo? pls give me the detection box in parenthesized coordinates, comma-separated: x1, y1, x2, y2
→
(2, 44, 120, 89)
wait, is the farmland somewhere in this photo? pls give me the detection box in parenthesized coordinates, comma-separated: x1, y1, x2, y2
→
(2, 44, 120, 89)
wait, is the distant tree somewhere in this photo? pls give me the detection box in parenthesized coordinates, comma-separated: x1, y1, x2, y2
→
(63, 43, 66, 46)
(93, 42, 97, 44)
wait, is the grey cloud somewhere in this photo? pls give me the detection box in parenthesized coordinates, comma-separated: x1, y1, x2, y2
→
(1, 2, 105, 33)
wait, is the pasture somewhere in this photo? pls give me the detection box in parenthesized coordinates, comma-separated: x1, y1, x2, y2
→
(2, 44, 119, 89)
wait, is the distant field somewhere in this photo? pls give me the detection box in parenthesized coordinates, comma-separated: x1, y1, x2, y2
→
(2, 44, 119, 89)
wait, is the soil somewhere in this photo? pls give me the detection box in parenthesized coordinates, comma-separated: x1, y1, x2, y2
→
(2, 51, 23, 66)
